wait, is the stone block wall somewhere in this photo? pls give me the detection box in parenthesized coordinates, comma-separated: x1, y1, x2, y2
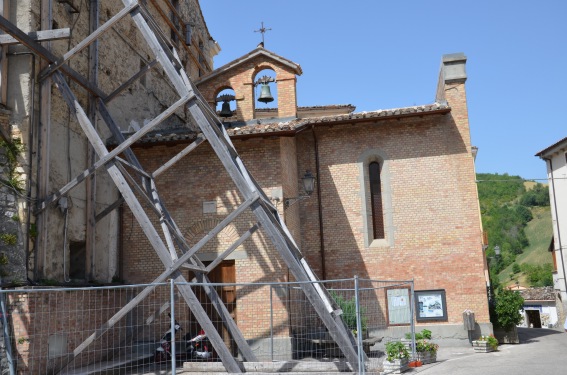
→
(4, 0, 217, 282)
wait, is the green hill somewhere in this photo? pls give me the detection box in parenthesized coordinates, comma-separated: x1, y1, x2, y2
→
(497, 205, 553, 287)
(476, 174, 552, 289)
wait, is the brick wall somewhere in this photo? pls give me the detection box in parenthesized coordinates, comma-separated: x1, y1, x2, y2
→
(123, 137, 296, 339)
(294, 113, 488, 324)
(197, 54, 298, 121)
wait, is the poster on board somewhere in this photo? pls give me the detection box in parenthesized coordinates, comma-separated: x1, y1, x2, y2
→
(415, 289, 448, 322)
(386, 287, 411, 325)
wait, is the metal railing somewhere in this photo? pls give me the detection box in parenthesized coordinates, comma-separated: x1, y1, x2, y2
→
(0, 277, 415, 374)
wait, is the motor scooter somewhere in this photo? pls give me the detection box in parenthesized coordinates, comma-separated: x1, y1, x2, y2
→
(153, 314, 182, 363)
(185, 328, 213, 360)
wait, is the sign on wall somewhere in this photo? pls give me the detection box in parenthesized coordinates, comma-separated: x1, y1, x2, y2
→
(386, 286, 411, 325)
(415, 289, 448, 322)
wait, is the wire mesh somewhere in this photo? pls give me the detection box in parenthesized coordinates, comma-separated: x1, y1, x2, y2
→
(0, 278, 415, 374)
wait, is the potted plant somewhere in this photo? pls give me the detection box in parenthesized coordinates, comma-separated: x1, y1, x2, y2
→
(383, 341, 410, 374)
(330, 291, 368, 337)
(491, 289, 524, 344)
(415, 340, 438, 364)
(472, 335, 498, 353)
(403, 328, 431, 349)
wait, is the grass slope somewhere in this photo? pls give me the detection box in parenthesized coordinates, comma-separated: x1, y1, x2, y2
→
(498, 205, 552, 286)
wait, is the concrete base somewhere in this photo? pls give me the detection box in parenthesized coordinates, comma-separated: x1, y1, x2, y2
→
(494, 326, 519, 344)
(244, 337, 294, 361)
(184, 360, 355, 373)
(381, 323, 494, 348)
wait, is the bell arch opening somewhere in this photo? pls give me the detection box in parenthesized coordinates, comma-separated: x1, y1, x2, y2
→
(253, 68, 277, 118)
(216, 87, 237, 121)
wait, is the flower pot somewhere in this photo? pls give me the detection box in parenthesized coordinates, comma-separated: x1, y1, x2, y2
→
(409, 360, 422, 368)
(401, 338, 413, 351)
(383, 358, 409, 374)
(416, 350, 437, 364)
(472, 340, 494, 353)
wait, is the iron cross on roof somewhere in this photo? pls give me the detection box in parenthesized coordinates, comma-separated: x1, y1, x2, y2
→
(254, 21, 272, 47)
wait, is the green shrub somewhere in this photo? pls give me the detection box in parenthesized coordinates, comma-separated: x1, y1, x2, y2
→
(494, 289, 524, 331)
(330, 290, 367, 333)
(405, 328, 432, 340)
(385, 341, 409, 361)
(479, 335, 498, 350)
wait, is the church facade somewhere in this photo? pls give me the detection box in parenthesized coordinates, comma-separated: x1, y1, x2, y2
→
(121, 48, 491, 347)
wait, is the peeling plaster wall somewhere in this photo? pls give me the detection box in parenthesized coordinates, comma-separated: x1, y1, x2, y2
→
(3, 0, 217, 283)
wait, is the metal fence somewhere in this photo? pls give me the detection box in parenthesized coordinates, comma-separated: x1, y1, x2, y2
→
(0, 277, 415, 374)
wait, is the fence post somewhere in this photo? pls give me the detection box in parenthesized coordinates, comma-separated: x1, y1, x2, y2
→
(354, 276, 364, 374)
(270, 284, 274, 361)
(409, 280, 416, 360)
(0, 291, 15, 375)
(170, 278, 176, 374)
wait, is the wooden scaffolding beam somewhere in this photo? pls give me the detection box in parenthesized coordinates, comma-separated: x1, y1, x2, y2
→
(0, 0, 363, 372)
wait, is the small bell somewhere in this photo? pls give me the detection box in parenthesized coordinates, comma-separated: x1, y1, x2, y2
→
(257, 83, 274, 103)
(219, 101, 233, 117)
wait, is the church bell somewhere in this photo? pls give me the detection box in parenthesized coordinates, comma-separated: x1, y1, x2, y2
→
(219, 101, 233, 117)
(257, 83, 274, 103)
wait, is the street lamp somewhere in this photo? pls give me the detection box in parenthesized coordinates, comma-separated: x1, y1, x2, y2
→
(284, 171, 316, 208)
(487, 245, 501, 306)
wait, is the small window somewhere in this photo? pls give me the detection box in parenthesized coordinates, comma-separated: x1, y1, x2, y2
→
(358, 149, 393, 248)
(369, 162, 385, 239)
(69, 241, 86, 280)
(198, 40, 204, 77)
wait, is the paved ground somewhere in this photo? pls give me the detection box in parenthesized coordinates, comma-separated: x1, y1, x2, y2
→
(410, 327, 567, 375)
(76, 327, 567, 374)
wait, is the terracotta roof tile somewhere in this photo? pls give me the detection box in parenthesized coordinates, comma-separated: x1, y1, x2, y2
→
(115, 102, 450, 145)
(518, 286, 556, 301)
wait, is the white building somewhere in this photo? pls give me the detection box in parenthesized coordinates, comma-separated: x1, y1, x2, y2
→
(517, 287, 558, 328)
(536, 137, 567, 317)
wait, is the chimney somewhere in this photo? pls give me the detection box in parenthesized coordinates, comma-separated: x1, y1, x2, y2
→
(436, 53, 467, 103)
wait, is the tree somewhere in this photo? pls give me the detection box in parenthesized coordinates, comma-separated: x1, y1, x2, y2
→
(519, 183, 550, 207)
(494, 289, 524, 331)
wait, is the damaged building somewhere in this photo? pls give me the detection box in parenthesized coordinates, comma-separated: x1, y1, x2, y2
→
(0, 0, 491, 372)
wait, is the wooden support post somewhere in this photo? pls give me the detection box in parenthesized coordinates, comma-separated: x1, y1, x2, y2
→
(104, 60, 157, 103)
(183, 71, 363, 372)
(0, 28, 70, 45)
(152, 135, 204, 177)
(94, 197, 124, 222)
(0, 0, 363, 371)
(35, 0, 52, 280)
(0, 0, 8, 105)
(34, 94, 191, 214)
(51, 70, 258, 369)
(0, 14, 106, 97)
(86, 0, 99, 281)
(38, 1, 139, 81)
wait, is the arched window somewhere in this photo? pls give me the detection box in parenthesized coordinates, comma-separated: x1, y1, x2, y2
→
(358, 149, 393, 247)
(369, 162, 385, 239)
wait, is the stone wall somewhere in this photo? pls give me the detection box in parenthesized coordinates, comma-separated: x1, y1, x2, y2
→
(4, 0, 217, 282)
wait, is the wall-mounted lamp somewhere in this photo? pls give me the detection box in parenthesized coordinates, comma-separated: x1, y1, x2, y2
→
(284, 171, 315, 208)
(493, 245, 501, 257)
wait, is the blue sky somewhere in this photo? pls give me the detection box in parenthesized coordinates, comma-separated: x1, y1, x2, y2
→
(200, 1, 566, 180)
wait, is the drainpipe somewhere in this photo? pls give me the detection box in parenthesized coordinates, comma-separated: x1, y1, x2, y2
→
(311, 126, 326, 280)
(546, 157, 567, 300)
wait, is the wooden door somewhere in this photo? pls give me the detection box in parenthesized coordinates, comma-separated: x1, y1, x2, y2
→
(192, 260, 237, 355)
